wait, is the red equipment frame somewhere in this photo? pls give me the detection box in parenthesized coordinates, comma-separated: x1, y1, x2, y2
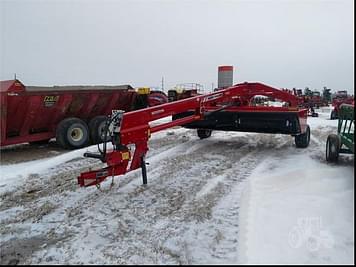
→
(331, 97, 354, 119)
(78, 82, 308, 187)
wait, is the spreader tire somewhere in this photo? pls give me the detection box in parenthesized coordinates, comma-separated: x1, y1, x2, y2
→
(295, 125, 310, 148)
(56, 117, 89, 149)
(89, 116, 110, 144)
(197, 129, 212, 139)
(326, 134, 340, 162)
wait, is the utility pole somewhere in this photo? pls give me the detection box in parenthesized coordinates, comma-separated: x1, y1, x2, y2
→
(161, 76, 164, 92)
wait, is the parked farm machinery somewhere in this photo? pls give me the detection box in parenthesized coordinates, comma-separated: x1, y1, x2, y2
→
(330, 91, 354, 120)
(0, 80, 167, 149)
(167, 83, 203, 102)
(292, 88, 330, 117)
(326, 104, 354, 162)
(78, 82, 310, 187)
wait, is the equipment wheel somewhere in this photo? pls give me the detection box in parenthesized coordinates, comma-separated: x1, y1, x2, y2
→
(326, 134, 340, 162)
(56, 117, 89, 149)
(295, 125, 310, 148)
(89, 116, 110, 144)
(330, 110, 337, 120)
(197, 129, 212, 139)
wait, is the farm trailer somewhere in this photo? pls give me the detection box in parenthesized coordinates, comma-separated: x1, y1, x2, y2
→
(326, 104, 354, 162)
(0, 79, 167, 149)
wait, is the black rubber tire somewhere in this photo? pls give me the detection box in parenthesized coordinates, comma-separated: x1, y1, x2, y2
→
(295, 125, 310, 148)
(330, 110, 337, 120)
(326, 134, 340, 162)
(29, 139, 50, 146)
(56, 117, 89, 149)
(89, 116, 110, 144)
(197, 129, 212, 139)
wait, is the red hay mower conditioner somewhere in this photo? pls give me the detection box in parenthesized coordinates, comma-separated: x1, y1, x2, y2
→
(78, 82, 310, 188)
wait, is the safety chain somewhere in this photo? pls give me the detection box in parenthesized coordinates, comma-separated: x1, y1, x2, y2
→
(95, 168, 116, 192)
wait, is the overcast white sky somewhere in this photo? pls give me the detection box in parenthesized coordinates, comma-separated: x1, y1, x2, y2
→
(0, 0, 354, 93)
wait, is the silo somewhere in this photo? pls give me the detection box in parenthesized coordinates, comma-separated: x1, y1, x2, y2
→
(218, 66, 233, 89)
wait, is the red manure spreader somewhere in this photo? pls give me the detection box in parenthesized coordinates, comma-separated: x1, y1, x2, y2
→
(0, 79, 167, 149)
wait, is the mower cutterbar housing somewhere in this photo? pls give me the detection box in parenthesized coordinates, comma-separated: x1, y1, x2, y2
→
(173, 107, 306, 136)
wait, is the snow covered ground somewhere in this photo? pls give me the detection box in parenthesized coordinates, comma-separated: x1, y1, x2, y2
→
(0, 107, 354, 264)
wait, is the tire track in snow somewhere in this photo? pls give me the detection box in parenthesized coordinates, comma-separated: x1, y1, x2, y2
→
(33, 134, 293, 264)
(0, 129, 200, 264)
(2, 130, 298, 264)
(307, 124, 353, 164)
(168, 137, 292, 264)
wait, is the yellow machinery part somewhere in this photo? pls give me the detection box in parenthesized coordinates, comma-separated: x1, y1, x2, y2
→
(137, 87, 151, 95)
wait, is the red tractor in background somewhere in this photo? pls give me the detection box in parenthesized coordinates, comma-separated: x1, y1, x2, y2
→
(330, 90, 354, 120)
